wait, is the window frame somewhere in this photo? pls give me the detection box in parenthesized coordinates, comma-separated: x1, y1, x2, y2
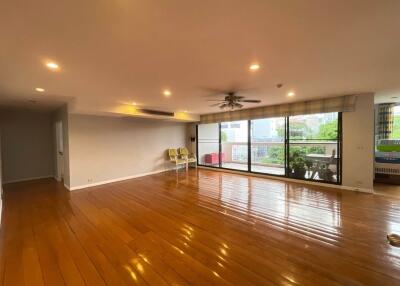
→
(196, 112, 342, 185)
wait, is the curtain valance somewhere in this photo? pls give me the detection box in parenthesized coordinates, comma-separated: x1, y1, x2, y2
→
(200, 95, 357, 124)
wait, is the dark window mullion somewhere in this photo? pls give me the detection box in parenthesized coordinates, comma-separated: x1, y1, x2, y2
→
(196, 124, 199, 165)
(285, 117, 290, 177)
(338, 112, 342, 184)
(248, 120, 251, 172)
(219, 123, 222, 168)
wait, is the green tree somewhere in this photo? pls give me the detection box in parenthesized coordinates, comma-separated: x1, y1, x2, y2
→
(317, 120, 338, 139)
(262, 146, 284, 164)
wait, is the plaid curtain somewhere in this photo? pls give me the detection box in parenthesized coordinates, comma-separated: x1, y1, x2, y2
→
(200, 95, 357, 124)
(377, 103, 395, 140)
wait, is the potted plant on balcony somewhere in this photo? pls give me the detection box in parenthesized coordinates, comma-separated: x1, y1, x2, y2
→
(318, 164, 334, 181)
(289, 150, 312, 179)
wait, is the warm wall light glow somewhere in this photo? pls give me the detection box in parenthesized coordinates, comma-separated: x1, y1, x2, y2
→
(35, 87, 45, 92)
(288, 91, 295, 97)
(249, 63, 260, 71)
(46, 62, 59, 70)
(163, 89, 172, 97)
(132, 102, 137, 106)
(175, 112, 191, 120)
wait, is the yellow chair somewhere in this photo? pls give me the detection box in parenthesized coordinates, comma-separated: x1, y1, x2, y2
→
(178, 147, 197, 168)
(168, 148, 187, 172)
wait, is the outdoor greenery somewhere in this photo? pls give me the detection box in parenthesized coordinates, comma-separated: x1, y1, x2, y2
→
(392, 115, 400, 139)
(260, 119, 337, 165)
(261, 146, 325, 165)
(221, 131, 228, 142)
(261, 146, 284, 164)
(276, 119, 338, 140)
(317, 120, 338, 139)
(289, 150, 313, 178)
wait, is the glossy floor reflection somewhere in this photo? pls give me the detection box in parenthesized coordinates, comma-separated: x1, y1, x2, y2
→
(1, 169, 400, 285)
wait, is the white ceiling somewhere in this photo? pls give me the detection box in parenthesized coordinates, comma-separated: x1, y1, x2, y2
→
(1, 0, 400, 117)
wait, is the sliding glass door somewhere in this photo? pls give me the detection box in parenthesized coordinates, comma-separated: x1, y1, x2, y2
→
(196, 112, 341, 185)
(250, 118, 286, 175)
(197, 123, 220, 167)
(221, 120, 248, 170)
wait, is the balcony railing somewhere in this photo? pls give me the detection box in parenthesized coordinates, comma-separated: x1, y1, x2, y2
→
(220, 141, 337, 165)
(199, 141, 339, 182)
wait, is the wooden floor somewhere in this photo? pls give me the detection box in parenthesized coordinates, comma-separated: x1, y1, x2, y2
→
(374, 182, 400, 198)
(1, 169, 400, 286)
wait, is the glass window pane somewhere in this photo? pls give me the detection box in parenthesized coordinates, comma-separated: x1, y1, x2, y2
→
(289, 112, 338, 140)
(251, 117, 285, 175)
(198, 123, 220, 166)
(288, 112, 339, 183)
(391, 106, 400, 139)
(221, 120, 248, 171)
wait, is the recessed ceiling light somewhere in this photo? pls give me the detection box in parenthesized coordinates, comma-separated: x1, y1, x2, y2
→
(35, 87, 45, 92)
(163, 89, 171, 97)
(288, 91, 295, 97)
(45, 61, 59, 71)
(249, 63, 260, 71)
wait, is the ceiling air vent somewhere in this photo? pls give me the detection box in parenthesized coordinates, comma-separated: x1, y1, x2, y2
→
(139, 109, 174, 117)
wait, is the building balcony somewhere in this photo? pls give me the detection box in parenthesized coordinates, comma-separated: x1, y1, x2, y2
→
(199, 141, 339, 182)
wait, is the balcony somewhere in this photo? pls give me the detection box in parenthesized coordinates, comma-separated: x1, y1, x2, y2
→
(199, 141, 339, 182)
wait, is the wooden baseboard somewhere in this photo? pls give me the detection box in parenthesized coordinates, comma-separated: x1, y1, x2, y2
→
(3, 175, 54, 184)
(68, 168, 176, 191)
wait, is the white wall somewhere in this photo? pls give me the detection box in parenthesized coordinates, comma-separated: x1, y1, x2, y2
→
(342, 93, 374, 191)
(0, 108, 55, 183)
(68, 114, 187, 189)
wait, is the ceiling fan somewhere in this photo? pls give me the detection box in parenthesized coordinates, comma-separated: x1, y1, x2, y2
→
(205, 89, 261, 110)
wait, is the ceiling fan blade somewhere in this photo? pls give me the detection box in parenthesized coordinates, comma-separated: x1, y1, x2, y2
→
(239, 99, 262, 103)
(206, 99, 226, 102)
(209, 103, 222, 107)
(234, 103, 243, 108)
